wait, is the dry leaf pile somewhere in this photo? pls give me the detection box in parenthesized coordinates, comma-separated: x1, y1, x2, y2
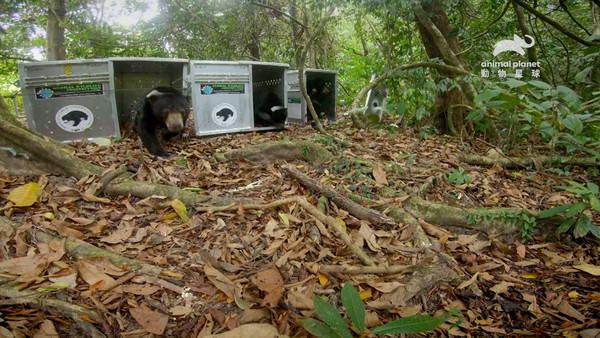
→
(0, 119, 599, 337)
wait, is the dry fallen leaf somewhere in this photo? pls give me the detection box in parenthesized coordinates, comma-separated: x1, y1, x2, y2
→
(33, 320, 58, 338)
(372, 164, 388, 186)
(78, 259, 116, 290)
(253, 266, 284, 307)
(573, 264, 600, 276)
(490, 281, 514, 295)
(203, 323, 289, 338)
(170, 305, 193, 316)
(239, 308, 270, 325)
(129, 303, 169, 335)
(204, 264, 239, 299)
(123, 284, 162, 296)
(557, 299, 586, 322)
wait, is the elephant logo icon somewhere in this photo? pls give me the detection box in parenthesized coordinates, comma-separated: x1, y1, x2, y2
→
(493, 34, 535, 56)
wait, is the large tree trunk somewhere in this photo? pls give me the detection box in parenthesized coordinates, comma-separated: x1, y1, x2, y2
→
(413, 1, 474, 135)
(46, 0, 66, 60)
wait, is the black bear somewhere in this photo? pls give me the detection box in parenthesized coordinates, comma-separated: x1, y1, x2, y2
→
(62, 110, 88, 127)
(253, 90, 287, 128)
(134, 87, 190, 158)
(307, 78, 332, 126)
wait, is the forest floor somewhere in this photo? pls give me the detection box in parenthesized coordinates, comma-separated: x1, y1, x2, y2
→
(1, 116, 599, 337)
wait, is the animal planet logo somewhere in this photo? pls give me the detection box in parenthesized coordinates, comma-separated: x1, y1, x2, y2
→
(481, 34, 541, 79)
(493, 34, 535, 56)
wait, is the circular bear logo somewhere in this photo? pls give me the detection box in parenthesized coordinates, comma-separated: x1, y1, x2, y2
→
(55, 105, 94, 132)
(212, 103, 237, 127)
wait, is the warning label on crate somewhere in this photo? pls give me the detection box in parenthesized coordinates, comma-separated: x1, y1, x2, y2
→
(201, 84, 244, 95)
(212, 103, 238, 127)
(55, 105, 94, 133)
(36, 83, 103, 99)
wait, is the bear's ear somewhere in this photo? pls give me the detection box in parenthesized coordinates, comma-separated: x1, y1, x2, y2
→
(145, 89, 164, 104)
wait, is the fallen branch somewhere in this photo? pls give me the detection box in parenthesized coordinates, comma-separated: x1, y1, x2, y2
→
(283, 164, 397, 229)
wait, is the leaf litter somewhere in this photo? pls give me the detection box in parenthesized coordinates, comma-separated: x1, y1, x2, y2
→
(0, 121, 598, 337)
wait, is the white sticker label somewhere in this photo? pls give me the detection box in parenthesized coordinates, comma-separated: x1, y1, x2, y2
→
(212, 103, 237, 127)
(55, 105, 94, 133)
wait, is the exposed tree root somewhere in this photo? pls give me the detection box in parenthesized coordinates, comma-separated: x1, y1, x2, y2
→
(0, 281, 111, 337)
(318, 264, 415, 275)
(1, 216, 163, 276)
(367, 265, 461, 309)
(0, 113, 260, 207)
(458, 153, 598, 168)
(282, 164, 397, 229)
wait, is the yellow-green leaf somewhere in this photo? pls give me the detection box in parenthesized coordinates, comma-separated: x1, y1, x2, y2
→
(7, 182, 41, 207)
(279, 212, 289, 226)
(234, 295, 255, 310)
(521, 273, 539, 279)
(171, 199, 190, 224)
(44, 212, 55, 220)
(336, 217, 347, 231)
(92, 138, 111, 146)
(359, 288, 372, 300)
(318, 273, 329, 285)
(573, 264, 600, 276)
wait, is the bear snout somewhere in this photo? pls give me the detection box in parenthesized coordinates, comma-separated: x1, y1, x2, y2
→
(165, 112, 185, 132)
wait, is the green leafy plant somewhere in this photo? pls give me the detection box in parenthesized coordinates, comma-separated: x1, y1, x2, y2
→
(465, 209, 537, 241)
(419, 125, 438, 139)
(175, 157, 192, 169)
(537, 181, 600, 239)
(301, 283, 461, 337)
(448, 167, 472, 185)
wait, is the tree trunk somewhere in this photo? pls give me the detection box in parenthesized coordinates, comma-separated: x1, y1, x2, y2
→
(46, 0, 66, 60)
(0, 94, 10, 117)
(591, 1, 600, 84)
(413, 1, 473, 135)
(512, 1, 552, 84)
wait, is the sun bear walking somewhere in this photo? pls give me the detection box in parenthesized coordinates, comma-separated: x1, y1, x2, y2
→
(134, 87, 190, 158)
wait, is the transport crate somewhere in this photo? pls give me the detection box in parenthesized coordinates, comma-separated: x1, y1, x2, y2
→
(18, 59, 119, 141)
(286, 69, 337, 125)
(110, 57, 189, 126)
(18, 57, 189, 142)
(188, 60, 288, 136)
